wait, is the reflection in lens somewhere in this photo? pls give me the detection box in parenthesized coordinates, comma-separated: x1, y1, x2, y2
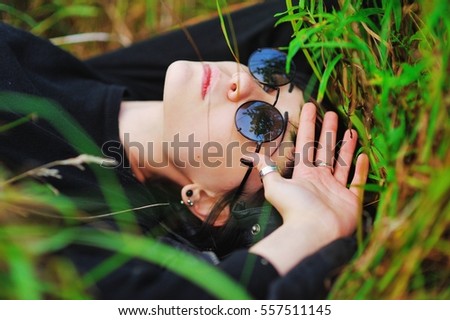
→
(235, 101, 284, 143)
(248, 48, 296, 86)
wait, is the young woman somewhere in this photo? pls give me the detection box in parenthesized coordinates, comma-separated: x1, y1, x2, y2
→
(0, 0, 368, 299)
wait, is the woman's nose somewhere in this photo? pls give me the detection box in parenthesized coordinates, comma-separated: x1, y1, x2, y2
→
(227, 72, 266, 103)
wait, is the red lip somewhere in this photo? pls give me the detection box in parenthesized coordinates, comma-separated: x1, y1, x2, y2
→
(202, 64, 211, 99)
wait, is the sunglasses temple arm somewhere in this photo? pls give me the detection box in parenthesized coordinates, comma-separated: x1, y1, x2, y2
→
(254, 142, 262, 154)
(279, 111, 289, 144)
(233, 143, 263, 201)
(272, 87, 281, 107)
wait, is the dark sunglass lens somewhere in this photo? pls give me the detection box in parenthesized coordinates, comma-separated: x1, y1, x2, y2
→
(235, 101, 285, 143)
(248, 48, 296, 86)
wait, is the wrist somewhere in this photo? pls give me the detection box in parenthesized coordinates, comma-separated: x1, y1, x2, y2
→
(282, 209, 341, 242)
(249, 216, 340, 275)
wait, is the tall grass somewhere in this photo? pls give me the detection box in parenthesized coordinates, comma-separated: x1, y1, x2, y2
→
(0, 0, 252, 58)
(281, 0, 449, 298)
(0, 0, 448, 299)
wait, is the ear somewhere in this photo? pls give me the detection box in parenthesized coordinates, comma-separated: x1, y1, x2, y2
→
(180, 184, 230, 226)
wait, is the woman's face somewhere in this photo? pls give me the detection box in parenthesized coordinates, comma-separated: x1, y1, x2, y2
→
(163, 60, 304, 197)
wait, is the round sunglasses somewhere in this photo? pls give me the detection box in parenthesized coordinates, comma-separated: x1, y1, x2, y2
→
(234, 48, 296, 198)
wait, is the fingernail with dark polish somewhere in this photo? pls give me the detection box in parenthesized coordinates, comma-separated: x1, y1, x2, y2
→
(240, 158, 254, 167)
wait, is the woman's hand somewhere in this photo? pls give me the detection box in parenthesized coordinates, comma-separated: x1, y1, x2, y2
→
(248, 102, 369, 275)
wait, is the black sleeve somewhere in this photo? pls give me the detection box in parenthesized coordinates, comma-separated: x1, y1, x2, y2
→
(221, 238, 356, 299)
(0, 22, 129, 209)
(61, 236, 354, 299)
(0, 22, 125, 164)
(267, 237, 357, 299)
(61, 238, 277, 299)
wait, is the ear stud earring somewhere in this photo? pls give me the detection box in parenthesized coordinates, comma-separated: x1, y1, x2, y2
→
(181, 189, 194, 207)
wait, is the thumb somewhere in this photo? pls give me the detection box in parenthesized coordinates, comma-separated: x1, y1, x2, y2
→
(241, 153, 283, 191)
(242, 153, 294, 219)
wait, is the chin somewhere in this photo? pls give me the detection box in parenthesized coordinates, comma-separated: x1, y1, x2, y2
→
(164, 61, 197, 103)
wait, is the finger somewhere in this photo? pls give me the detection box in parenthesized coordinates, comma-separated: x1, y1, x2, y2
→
(251, 153, 283, 185)
(315, 111, 338, 170)
(246, 153, 285, 205)
(250, 152, 296, 214)
(334, 129, 358, 185)
(293, 102, 316, 179)
(349, 153, 369, 201)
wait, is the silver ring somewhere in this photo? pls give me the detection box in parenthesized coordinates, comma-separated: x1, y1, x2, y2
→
(259, 165, 278, 178)
(315, 161, 334, 173)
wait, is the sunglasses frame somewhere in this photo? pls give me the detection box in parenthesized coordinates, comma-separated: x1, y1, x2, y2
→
(232, 48, 295, 201)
